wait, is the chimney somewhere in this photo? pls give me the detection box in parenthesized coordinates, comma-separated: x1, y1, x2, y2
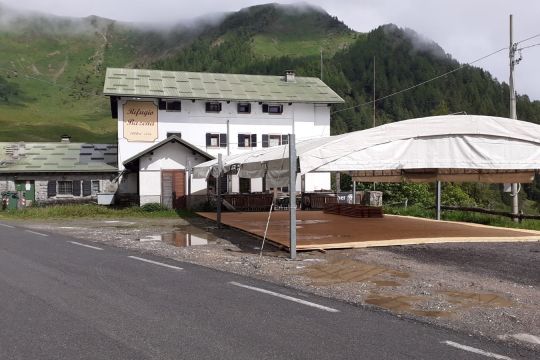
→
(285, 70, 295, 82)
(60, 135, 71, 143)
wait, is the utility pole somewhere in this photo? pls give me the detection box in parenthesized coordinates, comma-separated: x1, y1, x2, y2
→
(320, 48, 323, 80)
(509, 14, 519, 221)
(373, 56, 376, 127)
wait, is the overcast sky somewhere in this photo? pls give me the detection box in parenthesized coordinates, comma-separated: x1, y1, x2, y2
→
(3, 0, 540, 100)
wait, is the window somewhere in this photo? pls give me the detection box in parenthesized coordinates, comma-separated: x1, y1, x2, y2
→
(238, 134, 257, 148)
(166, 101, 181, 111)
(237, 103, 251, 114)
(166, 132, 182, 138)
(239, 178, 251, 193)
(262, 103, 283, 114)
(262, 134, 289, 147)
(91, 180, 100, 195)
(158, 100, 181, 111)
(205, 102, 222, 113)
(57, 181, 73, 195)
(206, 133, 227, 148)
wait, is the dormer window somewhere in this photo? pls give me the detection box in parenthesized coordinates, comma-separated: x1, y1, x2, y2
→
(205, 102, 222, 113)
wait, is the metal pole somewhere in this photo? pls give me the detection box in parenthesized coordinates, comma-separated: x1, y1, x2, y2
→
(436, 181, 441, 221)
(226, 120, 230, 156)
(217, 154, 222, 229)
(509, 14, 519, 222)
(373, 56, 376, 128)
(352, 180, 357, 204)
(187, 160, 192, 210)
(320, 48, 323, 80)
(289, 133, 297, 260)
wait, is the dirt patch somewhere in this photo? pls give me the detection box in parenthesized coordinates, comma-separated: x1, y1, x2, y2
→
(18, 216, 540, 352)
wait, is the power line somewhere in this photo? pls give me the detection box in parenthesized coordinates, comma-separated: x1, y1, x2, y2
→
(332, 31, 540, 116)
(516, 33, 540, 45)
(332, 46, 507, 115)
(518, 43, 540, 51)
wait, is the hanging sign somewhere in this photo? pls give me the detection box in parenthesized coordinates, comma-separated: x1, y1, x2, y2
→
(123, 101, 158, 142)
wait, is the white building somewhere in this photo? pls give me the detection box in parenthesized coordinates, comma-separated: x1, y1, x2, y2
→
(103, 68, 344, 207)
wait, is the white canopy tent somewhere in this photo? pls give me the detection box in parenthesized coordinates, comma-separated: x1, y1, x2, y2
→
(193, 115, 540, 258)
(194, 115, 540, 182)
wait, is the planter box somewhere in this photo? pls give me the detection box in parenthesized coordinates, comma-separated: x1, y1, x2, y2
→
(97, 193, 115, 205)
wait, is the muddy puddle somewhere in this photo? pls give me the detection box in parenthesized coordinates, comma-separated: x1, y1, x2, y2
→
(302, 258, 409, 286)
(301, 258, 512, 319)
(440, 291, 513, 308)
(138, 226, 220, 247)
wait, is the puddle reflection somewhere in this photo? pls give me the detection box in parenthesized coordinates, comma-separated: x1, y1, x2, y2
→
(138, 226, 219, 247)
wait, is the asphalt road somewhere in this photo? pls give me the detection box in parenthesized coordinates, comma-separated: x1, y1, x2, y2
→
(0, 222, 536, 360)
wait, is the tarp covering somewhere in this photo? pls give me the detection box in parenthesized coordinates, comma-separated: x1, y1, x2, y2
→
(193, 115, 540, 183)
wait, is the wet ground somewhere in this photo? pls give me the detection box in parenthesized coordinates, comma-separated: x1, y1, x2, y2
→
(15, 216, 540, 352)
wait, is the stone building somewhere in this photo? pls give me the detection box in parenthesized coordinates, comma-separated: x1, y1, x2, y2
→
(0, 140, 117, 206)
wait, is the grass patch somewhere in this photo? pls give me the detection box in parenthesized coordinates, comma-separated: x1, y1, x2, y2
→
(251, 32, 359, 58)
(384, 205, 540, 231)
(0, 204, 194, 219)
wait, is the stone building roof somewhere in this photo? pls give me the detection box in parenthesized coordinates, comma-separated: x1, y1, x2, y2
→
(0, 142, 118, 173)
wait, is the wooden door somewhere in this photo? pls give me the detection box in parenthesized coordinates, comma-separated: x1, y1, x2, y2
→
(161, 170, 186, 209)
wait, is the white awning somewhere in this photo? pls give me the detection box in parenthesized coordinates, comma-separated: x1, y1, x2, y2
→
(193, 115, 540, 183)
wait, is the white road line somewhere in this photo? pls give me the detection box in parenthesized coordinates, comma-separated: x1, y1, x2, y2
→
(442, 341, 513, 360)
(229, 281, 340, 313)
(128, 256, 183, 270)
(68, 241, 103, 251)
(25, 230, 48, 237)
(0, 223, 15, 228)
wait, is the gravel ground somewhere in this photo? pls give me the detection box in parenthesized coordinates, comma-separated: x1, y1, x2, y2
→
(17, 216, 540, 353)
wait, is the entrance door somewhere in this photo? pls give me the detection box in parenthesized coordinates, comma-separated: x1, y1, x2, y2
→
(15, 180, 35, 206)
(161, 170, 186, 209)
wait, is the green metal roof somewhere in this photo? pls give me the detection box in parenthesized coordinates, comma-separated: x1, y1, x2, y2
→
(0, 142, 118, 173)
(103, 68, 345, 104)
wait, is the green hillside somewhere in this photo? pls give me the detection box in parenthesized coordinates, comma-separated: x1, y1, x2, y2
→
(1, 2, 540, 141)
(0, 8, 200, 142)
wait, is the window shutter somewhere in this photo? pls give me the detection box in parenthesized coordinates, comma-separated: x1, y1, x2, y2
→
(47, 181, 56, 198)
(82, 180, 92, 196)
(72, 181, 81, 196)
(262, 134, 269, 148)
(262, 104, 269, 113)
(238, 134, 244, 148)
(251, 134, 257, 147)
(282, 134, 289, 145)
(158, 100, 166, 110)
(219, 133, 227, 148)
(206, 133, 211, 146)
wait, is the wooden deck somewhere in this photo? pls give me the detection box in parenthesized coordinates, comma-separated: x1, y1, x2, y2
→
(197, 211, 540, 250)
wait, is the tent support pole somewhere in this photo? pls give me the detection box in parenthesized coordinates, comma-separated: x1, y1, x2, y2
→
(289, 134, 297, 260)
(187, 160, 192, 210)
(352, 181, 357, 204)
(435, 181, 441, 221)
(217, 154, 222, 229)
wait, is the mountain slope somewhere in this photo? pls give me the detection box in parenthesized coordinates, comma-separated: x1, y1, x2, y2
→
(0, 2, 539, 144)
(0, 5, 203, 142)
